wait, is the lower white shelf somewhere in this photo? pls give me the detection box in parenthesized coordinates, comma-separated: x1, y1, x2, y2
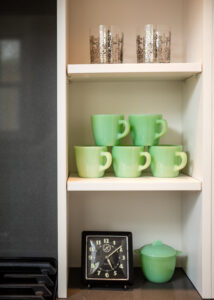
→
(67, 174, 202, 191)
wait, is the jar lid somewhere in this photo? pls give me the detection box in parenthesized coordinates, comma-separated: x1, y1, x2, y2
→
(141, 240, 176, 258)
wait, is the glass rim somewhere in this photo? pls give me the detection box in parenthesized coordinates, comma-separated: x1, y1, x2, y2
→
(136, 24, 171, 32)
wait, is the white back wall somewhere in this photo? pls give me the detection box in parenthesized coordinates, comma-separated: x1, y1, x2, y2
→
(68, 191, 182, 267)
(68, 0, 184, 63)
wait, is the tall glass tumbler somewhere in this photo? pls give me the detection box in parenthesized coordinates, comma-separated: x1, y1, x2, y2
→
(90, 25, 108, 64)
(137, 24, 156, 63)
(90, 25, 123, 64)
(109, 26, 124, 63)
(155, 25, 171, 63)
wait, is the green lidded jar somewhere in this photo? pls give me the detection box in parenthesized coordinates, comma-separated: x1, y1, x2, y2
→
(136, 240, 181, 283)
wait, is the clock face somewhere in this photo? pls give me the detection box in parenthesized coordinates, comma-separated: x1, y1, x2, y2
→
(85, 235, 129, 280)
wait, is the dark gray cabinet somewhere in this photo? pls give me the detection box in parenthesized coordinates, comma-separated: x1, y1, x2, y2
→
(0, 0, 57, 258)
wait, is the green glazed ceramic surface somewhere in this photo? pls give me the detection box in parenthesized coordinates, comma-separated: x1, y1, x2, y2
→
(140, 240, 177, 257)
(91, 114, 130, 146)
(135, 240, 182, 283)
(112, 146, 151, 178)
(141, 254, 176, 283)
(149, 145, 187, 178)
(74, 146, 112, 178)
(129, 114, 168, 146)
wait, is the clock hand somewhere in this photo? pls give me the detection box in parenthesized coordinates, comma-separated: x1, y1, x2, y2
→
(106, 245, 122, 259)
(107, 258, 114, 270)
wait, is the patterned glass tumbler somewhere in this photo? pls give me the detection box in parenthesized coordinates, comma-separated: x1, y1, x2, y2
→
(90, 25, 123, 64)
(155, 25, 171, 63)
(137, 24, 156, 63)
(108, 25, 123, 64)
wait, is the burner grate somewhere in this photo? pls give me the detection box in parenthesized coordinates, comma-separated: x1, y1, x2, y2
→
(0, 258, 57, 300)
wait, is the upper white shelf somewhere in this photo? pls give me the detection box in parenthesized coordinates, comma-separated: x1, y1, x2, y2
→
(67, 63, 202, 81)
(67, 174, 202, 192)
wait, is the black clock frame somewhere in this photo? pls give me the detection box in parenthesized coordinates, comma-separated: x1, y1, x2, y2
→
(81, 231, 134, 288)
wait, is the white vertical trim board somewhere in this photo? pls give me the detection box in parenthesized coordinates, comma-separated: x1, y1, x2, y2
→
(212, 0, 214, 298)
(57, 0, 68, 298)
(201, 0, 213, 298)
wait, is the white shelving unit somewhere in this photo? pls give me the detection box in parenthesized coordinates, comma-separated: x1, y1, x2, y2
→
(57, 0, 213, 298)
(67, 174, 202, 191)
(67, 63, 202, 81)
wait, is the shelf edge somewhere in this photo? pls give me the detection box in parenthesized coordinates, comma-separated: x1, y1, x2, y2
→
(67, 174, 202, 192)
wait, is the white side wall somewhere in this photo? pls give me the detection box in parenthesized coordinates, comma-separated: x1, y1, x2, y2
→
(57, 0, 69, 297)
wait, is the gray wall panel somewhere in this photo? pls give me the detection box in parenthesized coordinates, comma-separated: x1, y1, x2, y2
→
(0, 1, 57, 258)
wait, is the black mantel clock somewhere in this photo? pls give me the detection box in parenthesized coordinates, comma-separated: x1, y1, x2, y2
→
(81, 231, 134, 288)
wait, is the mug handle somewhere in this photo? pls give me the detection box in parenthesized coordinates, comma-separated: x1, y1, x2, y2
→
(99, 152, 112, 172)
(138, 152, 151, 172)
(117, 119, 130, 140)
(154, 119, 168, 140)
(174, 152, 187, 172)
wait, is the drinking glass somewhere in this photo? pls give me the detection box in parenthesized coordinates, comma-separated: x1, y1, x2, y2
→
(155, 25, 171, 63)
(137, 24, 156, 63)
(90, 25, 123, 64)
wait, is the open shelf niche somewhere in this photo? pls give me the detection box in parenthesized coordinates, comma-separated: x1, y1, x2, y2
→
(57, 0, 213, 298)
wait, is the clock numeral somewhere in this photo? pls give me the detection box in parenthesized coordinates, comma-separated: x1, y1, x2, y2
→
(88, 255, 92, 260)
(105, 272, 109, 278)
(113, 240, 116, 245)
(119, 263, 124, 269)
(97, 270, 101, 276)
(96, 240, 101, 245)
(120, 247, 123, 252)
(122, 255, 126, 260)
(104, 238, 109, 243)
(114, 271, 117, 276)
(89, 246, 95, 252)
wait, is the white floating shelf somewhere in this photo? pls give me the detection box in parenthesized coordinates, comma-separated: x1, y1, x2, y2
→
(67, 174, 202, 191)
(67, 63, 202, 81)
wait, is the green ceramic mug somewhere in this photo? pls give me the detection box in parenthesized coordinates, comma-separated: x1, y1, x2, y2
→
(129, 114, 168, 146)
(112, 146, 151, 178)
(149, 145, 187, 178)
(91, 114, 130, 146)
(74, 146, 112, 178)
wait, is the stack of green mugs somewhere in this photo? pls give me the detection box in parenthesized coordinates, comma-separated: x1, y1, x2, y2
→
(74, 114, 187, 178)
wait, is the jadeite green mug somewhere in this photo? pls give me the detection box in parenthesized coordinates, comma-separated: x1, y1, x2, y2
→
(149, 145, 187, 178)
(74, 146, 112, 178)
(91, 114, 130, 146)
(112, 146, 151, 178)
(129, 114, 168, 146)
